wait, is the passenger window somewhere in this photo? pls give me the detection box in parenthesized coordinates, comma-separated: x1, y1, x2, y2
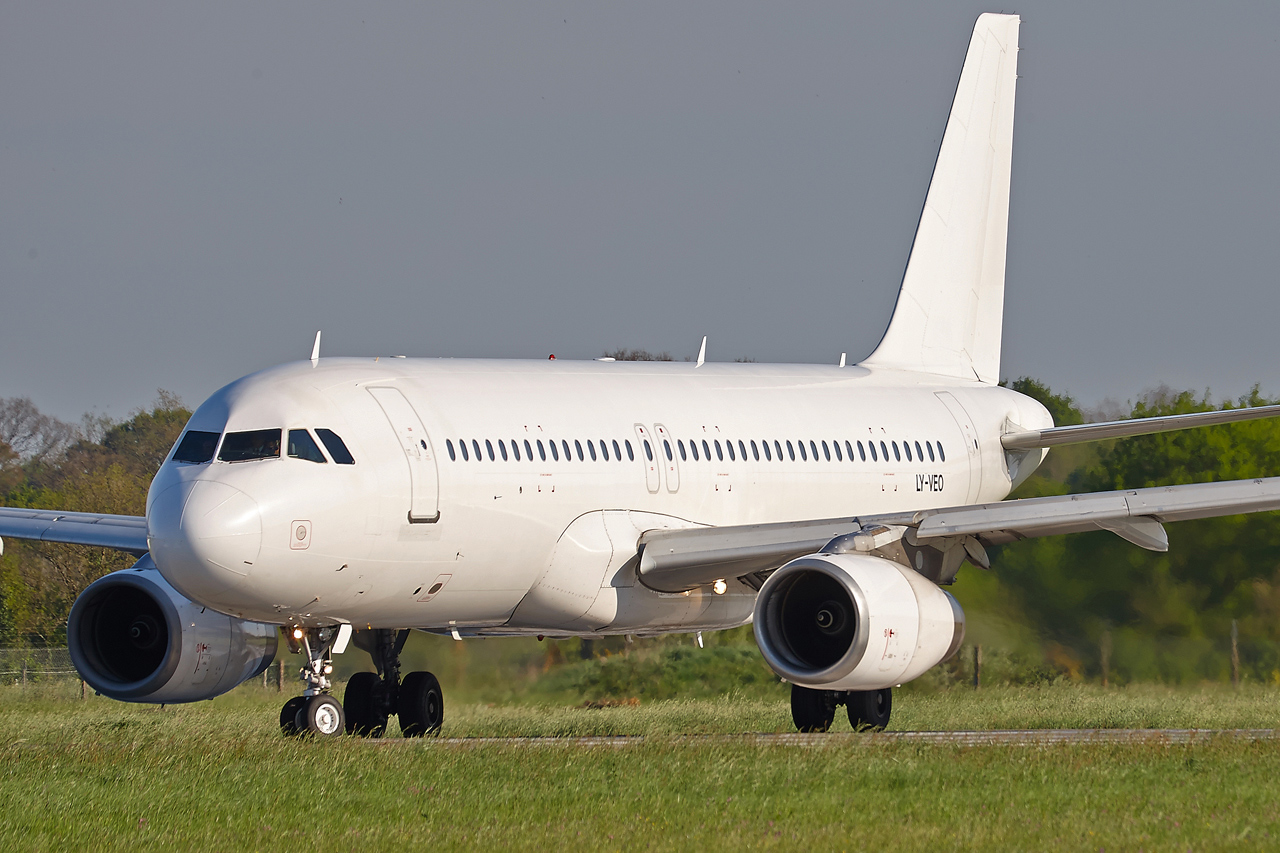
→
(690, 440, 699, 461)
(588, 440, 597, 461)
(536, 439, 546, 461)
(738, 440, 747, 461)
(857, 440, 866, 461)
(890, 441, 899, 462)
(499, 440, 509, 461)
(460, 440, 470, 461)
(562, 440, 572, 461)
(218, 429, 281, 463)
(625, 440, 635, 461)
(798, 441, 808, 462)
(574, 439, 584, 461)
(774, 440, 783, 461)
(926, 441, 935, 462)
(904, 442, 912, 462)
(172, 430, 220, 464)
(938, 442, 945, 462)
(869, 442, 878, 461)
(915, 441, 923, 462)
(663, 439, 673, 461)
(822, 441, 831, 462)
(810, 440, 819, 461)
(786, 440, 795, 461)
(511, 440, 521, 461)
(677, 440, 687, 461)
(845, 440, 855, 462)
(613, 439, 622, 461)
(644, 440, 654, 461)
(288, 429, 327, 463)
(550, 441, 560, 461)
(446, 439, 456, 461)
(763, 440, 772, 461)
(486, 439, 496, 461)
(600, 440, 610, 461)
(832, 441, 841, 462)
(472, 439, 482, 461)
(702, 439, 711, 461)
(726, 441, 735, 462)
(751, 440, 760, 461)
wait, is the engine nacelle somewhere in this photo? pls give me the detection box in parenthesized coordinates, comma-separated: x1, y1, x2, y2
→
(753, 553, 964, 691)
(68, 556, 278, 703)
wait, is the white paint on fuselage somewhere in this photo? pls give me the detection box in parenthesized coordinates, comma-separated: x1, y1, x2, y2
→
(145, 357, 1051, 633)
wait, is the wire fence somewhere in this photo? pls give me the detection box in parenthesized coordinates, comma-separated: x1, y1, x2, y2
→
(0, 647, 78, 685)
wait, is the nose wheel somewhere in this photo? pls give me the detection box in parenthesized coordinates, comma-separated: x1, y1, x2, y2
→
(279, 625, 349, 738)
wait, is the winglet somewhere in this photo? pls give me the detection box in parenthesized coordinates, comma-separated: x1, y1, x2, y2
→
(310, 331, 322, 366)
(696, 336, 707, 368)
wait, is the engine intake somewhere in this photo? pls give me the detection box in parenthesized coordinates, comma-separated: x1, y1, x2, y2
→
(753, 553, 964, 691)
(68, 556, 278, 703)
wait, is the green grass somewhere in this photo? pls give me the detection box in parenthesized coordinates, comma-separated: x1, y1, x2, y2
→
(1, 682, 1280, 850)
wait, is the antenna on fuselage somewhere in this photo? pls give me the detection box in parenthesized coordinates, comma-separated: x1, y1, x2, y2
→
(695, 336, 707, 368)
(310, 331, 322, 366)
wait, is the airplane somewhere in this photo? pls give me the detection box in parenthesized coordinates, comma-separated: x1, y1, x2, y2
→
(4, 12, 1280, 738)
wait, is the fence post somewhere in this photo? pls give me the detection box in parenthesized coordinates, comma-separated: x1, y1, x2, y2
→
(972, 645, 982, 690)
(1100, 629, 1112, 688)
(277, 659, 284, 692)
(80, 679, 85, 700)
(1231, 619, 1240, 689)
(21, 662, 26, 687)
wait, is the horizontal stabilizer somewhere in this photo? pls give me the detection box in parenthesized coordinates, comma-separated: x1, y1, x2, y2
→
(1001, 404, 1280, 450)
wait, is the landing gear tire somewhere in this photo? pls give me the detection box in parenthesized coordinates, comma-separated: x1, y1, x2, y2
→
(790, 684, 836, 733)
(280, 696, 307, 736)
(398, 670, 444, 737)
(847, 688, 892, 731)
(298, 694, 345, 737)
(344, 671, 388, 737)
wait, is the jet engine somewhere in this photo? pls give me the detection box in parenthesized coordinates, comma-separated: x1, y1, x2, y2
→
(753, 553, 964, 691)
(68, 556, 278, 703)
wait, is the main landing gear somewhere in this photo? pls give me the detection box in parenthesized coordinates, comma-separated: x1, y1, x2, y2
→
(790, 684, 892, 733)
(343, 629, 444, 738)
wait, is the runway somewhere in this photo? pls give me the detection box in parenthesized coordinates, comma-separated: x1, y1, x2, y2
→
(375, 729, 1280, 747)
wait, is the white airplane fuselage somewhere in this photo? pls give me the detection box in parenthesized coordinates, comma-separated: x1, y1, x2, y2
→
(145, 357, 1051, 634)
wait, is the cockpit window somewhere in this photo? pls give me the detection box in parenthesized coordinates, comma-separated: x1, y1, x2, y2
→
(315, 429, 356, 465)
(288, 429, 327, 463)
(218, 429, 282, 462)
(172, 430, 220, 464)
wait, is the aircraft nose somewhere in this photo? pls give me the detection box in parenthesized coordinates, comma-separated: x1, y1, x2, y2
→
(149, 480, 262, 598)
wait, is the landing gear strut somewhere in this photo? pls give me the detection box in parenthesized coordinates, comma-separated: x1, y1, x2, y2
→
(279, 625, 347, 737)
(344, 629, 444, 738)
(790, 684, 892, 732)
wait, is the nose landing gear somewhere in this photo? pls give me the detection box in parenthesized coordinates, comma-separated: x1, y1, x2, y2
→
(279, 625, 348, 737)
(343, 628, 444, 738)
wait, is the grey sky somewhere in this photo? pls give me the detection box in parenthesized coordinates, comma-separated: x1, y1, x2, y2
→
(4, 2, 1279, 422)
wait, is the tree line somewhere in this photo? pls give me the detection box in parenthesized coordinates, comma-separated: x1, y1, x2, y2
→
(2, 376, 1280, 684)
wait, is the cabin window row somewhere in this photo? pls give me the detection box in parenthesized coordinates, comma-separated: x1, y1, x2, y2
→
(445, 436, 945, 465)
(446, 438, 636, 463)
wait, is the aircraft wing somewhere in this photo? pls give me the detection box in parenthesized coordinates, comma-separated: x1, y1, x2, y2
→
(637, 476, 1280, 592)
(0, 507, 149, 556)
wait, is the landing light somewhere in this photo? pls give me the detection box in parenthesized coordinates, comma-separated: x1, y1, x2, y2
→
(292, 627, 304, 640)
(713, 579, 727, 595)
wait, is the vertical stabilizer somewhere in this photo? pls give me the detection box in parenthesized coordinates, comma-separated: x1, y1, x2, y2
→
(862, 13, 1019, 384)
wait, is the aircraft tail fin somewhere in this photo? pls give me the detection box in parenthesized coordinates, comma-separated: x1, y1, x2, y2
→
(862, 13, 1020, 384)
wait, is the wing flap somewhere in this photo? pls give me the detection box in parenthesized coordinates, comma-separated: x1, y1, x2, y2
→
(0, 507, 149, 555)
